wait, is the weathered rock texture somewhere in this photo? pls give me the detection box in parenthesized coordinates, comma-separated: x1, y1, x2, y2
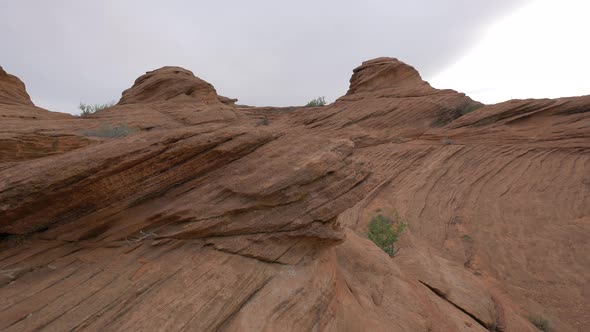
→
(118, 66, 237, 106)
(0, 58, 588, 331)
(0, 66, 34, 106)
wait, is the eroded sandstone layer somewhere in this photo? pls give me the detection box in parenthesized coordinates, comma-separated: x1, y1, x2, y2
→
(0, 58, 588, 331)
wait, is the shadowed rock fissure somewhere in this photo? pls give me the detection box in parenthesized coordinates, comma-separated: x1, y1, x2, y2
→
(419, 280, 497, 331)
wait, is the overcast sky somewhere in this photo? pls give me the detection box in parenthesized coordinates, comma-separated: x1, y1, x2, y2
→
(1, 0, 587, 114)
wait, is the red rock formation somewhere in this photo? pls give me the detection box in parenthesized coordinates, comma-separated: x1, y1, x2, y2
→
(343, 57, 435, 97)
(118, 66, 237, 105)
(0, 59, 588, 331)
(0, 67, 91, 163)
(0, 66, 34, 106)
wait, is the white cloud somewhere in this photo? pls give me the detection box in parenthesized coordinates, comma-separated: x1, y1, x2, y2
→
(430, 0, 590, 103)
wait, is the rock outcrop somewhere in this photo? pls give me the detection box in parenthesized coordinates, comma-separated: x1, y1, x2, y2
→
(118, 66, 237, 105)
(0, 66, 34, 106)
(0, 58, 588, 331)
(0, 67, 87, 163)
(343, 57, 434, 97)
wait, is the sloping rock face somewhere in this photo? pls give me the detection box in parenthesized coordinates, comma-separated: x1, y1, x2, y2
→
(0, 66, 34, 106)
(0, 58, 588, 331)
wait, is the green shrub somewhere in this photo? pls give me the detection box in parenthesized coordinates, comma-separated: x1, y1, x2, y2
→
(81, 124, 137, 138)
(442, 138, 453, 145)
(305, 96, 326, 107)
(0, 234, 27, 248)
(368, 211, 407, 257)
(528, 314, 550, 332)
(459, 103, 484, 115)
(79, 101, 116, 116)
(256, 116, 270, 126)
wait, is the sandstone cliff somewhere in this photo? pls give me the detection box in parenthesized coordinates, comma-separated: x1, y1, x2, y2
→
(0, 59, 588, 331)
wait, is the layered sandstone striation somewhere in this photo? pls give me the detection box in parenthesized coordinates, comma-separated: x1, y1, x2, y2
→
(0, 66, 34, 106)
(118, 66, 237, 106)
(0, 59, 588, 331)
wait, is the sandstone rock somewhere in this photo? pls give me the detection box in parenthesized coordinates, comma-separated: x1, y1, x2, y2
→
(118, 66, 236, 105)
(344, 57, 434, 97)
(0, 58, 588, 331)
(0, 66, 34, 106)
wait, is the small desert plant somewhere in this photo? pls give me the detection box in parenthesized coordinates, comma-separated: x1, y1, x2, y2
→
(81, 124, 137, 138)
(368, 211, 407, 257)
(79, 101, 116, 116)
(461, 234, 473, 242)
(460, 103, 484, 115)
(125, 230, 157, 244)
(305, 96, 326, 107)
(528, 314, 551, 332)
(442, 137, 453, 145)
(0, 234, 27, 248)
(256, 116, 270, 126)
